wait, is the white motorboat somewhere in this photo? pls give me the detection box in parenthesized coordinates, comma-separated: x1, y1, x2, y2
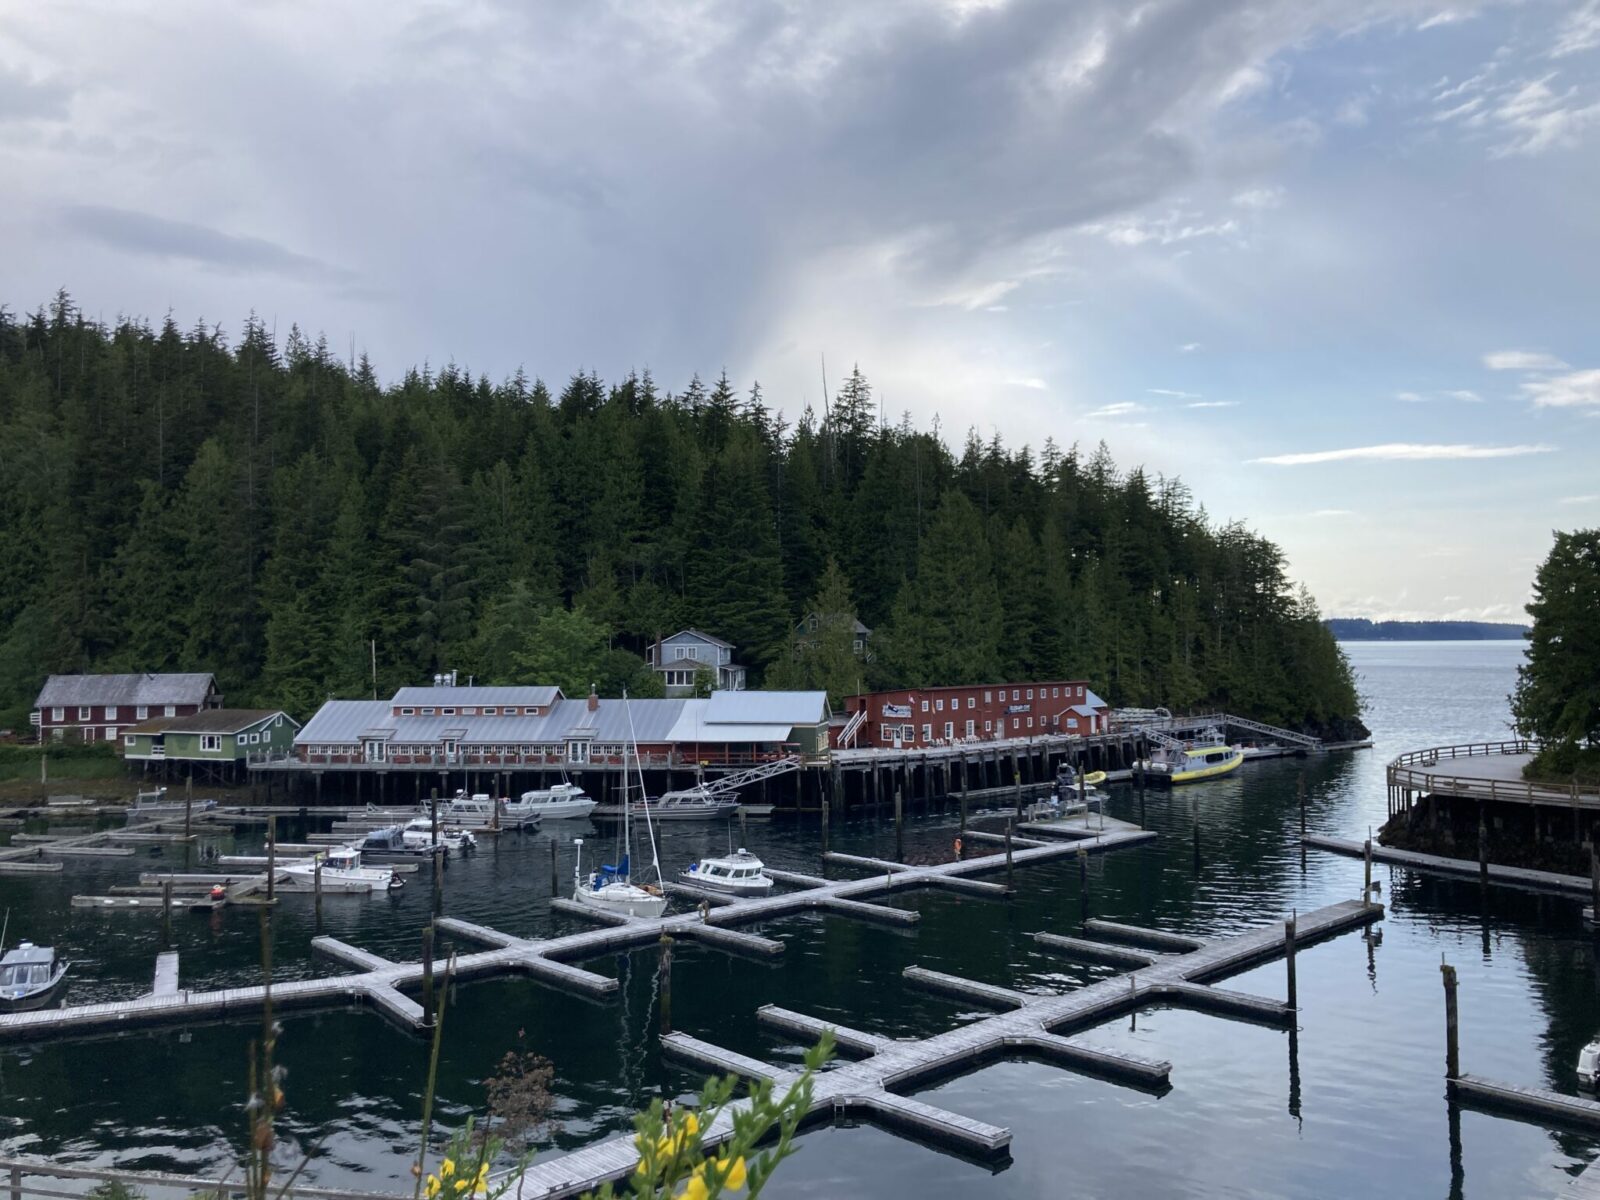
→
(402, 817, 476, 853)
(680, 848, 773, 897)
(0, 941, 68, 1012)
(572, 692, 667, 919)
(281, 848, 402, 893)
(643, 785, 740, 821)
(518, 781, 598, 820)
(443, 790, 543, 824)
(1580, 1039, 1600, 1090)
(356, 824, 445, 861)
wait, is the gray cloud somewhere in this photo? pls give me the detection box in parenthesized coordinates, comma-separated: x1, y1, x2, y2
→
(58, 204, 356, 288)
(0, 62, 71, 122)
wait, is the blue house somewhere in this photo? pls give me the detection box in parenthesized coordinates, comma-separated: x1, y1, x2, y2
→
(646, 630, 748, 697)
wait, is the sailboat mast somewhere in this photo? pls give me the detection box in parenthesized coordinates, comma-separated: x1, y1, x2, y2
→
(623, 690, 662, 881)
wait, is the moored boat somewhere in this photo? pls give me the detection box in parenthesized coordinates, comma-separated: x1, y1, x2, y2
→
(401, 817, 476, 853)
(281, 848, 402, 893)
(645, 785, 740, 821)
(1581, 1038, 1600, 1090)
(572, 691, 668, 919)
(518, 781, 598, 820)
(1139, 728, 1244, 785)
(679, 848, 773, 896)
(0, 942, 69, 1012)
(356, 824, 446, 862)
(443, 790, 543, 824)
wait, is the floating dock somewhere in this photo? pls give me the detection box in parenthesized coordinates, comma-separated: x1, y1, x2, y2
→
(1303, 835, 1592, 897)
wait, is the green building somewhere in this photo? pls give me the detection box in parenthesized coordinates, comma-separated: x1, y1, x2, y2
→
(121, 708, 301, 782)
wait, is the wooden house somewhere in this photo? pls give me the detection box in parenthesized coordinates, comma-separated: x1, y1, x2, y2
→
(31, 673, 221, 744)
(121, 708, 300, 781)
(646, 630, 748, 696)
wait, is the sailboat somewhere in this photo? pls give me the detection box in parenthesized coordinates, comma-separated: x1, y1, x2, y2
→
(572, 691, 667, 919)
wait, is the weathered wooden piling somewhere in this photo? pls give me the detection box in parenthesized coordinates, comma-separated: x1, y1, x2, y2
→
(1363, 837, 1373, 901)
(314, 858, 323, 929)
(1590, 848, 1599, 931)
(658, 934, 674, 1035)
(821, 793, 830, 853)
(421, 926, 436, 1027)
(1284, 913, 1297, 1011)
(266, 815, 277, 903)
(1077, 846, 1089, 920)
(1441, 961, 1459, 1080)
(894, 787, 904, 862)
(550, 838, 559, 896)
(1478, 802, 1489, 883)
(160, 881, 173, 947)
(1005, 820, 1014, 891)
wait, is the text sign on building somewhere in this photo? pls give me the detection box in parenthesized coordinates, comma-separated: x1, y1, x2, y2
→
(1005, 703, 1032, 714)
(882, 703, 912, 718)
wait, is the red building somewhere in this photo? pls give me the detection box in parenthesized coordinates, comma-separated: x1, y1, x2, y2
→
(31, 673, 221, 744)
(841, 681, 1108, 749)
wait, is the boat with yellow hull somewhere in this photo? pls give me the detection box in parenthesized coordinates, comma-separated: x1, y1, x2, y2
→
(1139, 729, 1245, 785)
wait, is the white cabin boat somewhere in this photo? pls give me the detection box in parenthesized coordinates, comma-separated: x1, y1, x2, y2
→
(644, 785, 740, 821)
(281, 848, 401, 893)
(518, 781, 598, 820)
(443, 790, 543, 824)
(1138, 728, 1245, 785)
(1580, 1039, 1600, 1090)
(402, 817, 476, 853)
(0, 943, 68, 1012)
(680, 848, 773, 897)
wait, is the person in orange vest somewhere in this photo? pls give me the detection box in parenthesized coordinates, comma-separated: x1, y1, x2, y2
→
(953, 836, 963, 860)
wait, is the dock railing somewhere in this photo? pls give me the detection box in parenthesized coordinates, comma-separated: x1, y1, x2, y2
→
(1386, 739, 1599, 809)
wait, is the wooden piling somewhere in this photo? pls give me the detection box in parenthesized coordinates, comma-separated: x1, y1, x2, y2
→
(1077, 846, 1088, 920)
(314, 858, 323, 929)
(659, 934, 674, 1035)
(1478, 802, 1489, 884)
(551, 837, 560, 896)
(161, 881, 173, 948)
(421, 926, 436, 1027)
(1441, 961, 1460, 1080)
(265, 815, 277, 903)
(1591, 848, 1600, 931)
(894, 788, 904, 862)
(1284, 913, 1297, 1011)
(1363, 837, 1373, 902)
(1004, 820, 1014, 892)
(821, 794, 830, 854)
(184, 783, 193, 841)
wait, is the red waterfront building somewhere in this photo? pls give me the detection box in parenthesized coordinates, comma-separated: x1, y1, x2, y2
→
(841, 681, 1108, 750)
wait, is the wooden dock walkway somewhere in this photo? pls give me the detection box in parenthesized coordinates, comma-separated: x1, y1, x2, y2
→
(1303, 835, 1592, 897)
(507, 896, 1382, 1198)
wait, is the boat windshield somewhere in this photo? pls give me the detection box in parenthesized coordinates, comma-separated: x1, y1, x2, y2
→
(0, 963, 51, 987)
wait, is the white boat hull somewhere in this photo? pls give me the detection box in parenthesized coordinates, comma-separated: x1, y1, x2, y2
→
(525, 797, 598, 820)
(677, 871, 773, 897)
(572, 880, 667, 918)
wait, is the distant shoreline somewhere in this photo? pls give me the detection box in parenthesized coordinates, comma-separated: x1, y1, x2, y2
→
(1326, 618, 1528, 641)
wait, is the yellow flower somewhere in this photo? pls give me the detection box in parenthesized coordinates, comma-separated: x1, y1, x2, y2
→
(715, 1154, 748, 1191)
(682, 1113, 700, 1138)
(473, 1163, 490, 1196)
(680, 1167, 710, 1200)
(453, 1178, 469, 1193)
(440, 1159, 456, 1179)
(425, 1176, 442, 1199)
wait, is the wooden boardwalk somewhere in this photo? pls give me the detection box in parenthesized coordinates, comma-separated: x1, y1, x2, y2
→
(507, 896, 1382, 1198)
(1304, 835, 1592, 897)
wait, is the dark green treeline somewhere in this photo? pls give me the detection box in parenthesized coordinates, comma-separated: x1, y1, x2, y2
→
(0, 293, 1360, 732)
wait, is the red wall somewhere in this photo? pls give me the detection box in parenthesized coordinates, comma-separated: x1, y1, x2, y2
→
(843, 682, 1100, 747)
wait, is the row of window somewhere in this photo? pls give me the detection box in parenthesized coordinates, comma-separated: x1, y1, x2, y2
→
(881, 710, 1094, 745)
(123, 731, 272, 750)
(52, 704, 177, 722)
(911, 685, 1082, 713)
(396, 705, 544, 717)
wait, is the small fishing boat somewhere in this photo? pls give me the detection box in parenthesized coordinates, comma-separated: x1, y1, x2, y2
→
(127, 787, 217, 822)
(645, 785, 740, 821)
(679, 848, 773, 897)
(518, 781, 598, 820)
(0, 942, 68, 1012)
(281, 848, 402, 893)
(572, 692, 667, 919)
(1580, 1038, 1600, 1090)
(1138, 729, 1244, 785)
(356, 824, 446, 862)
(401, 817, 476, 853)
(443, 790, 543, 824)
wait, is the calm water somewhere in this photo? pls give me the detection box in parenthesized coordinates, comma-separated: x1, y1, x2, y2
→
(3, 640, 1592, 1199)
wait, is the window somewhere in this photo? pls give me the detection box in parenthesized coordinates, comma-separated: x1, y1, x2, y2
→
(83, 727, 96, 741)
(105, 706, 118, 720)
(1052, 687, 1059, 698)
(136, 706, 148, 720)
(51, 707, 63, 721)
(200, 735, 221, 752)
(903, 725, 915, 741)
(125, 735, 136, 747)
(275, 716, 283, 726)
(250, 733, 261, 744)
(967, 697, 975, 709)
(921, 700, 929, 713)
(422, 707, 435, 716)
(984, 720, 992, 732)
(921, 724, 932, 742)
(984, 691, 991, 704)
(1067, 717, 1079, 729)
(78, 706, 91, 720)
(935, 699, 944, 712)
(943, 722, 953, 739)
(463, 707, 477, 715)
(164, 705, 176, 717)
(401, 707, 415, 716)
(106, 727, 117, 740)
(965, 720, 975, 737)
(1027, 717, 1034, 728)
(484, 707, 497, 715)
(237, 734, 248, 745)
(675, 645, 691, 659)
(442, 708, 456, 716)
(1026, 688, 1033, 699)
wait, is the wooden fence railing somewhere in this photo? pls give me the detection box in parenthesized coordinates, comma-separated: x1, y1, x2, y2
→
(1386, 740, 1598, 809)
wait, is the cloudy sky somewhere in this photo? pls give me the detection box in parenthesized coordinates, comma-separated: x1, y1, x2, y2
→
(4, 0, 1598, 622)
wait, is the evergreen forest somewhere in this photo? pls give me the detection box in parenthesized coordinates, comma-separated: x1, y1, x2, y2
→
(0, 293, 1362, 735)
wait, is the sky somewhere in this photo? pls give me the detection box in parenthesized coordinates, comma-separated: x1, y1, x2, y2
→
(3, 0, 1598, 623)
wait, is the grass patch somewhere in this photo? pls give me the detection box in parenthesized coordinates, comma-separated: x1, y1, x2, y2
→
(0, 742, 127, 784)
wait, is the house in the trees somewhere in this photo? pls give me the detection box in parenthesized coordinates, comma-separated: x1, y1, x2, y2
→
(121, 709, 300, 781)
(794, 613, 874, 659)
(646, 630, 748, 697)
(31, 673, 222, 744)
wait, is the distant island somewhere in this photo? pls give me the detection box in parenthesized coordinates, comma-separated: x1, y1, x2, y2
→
(1327, 618, 1529, 641)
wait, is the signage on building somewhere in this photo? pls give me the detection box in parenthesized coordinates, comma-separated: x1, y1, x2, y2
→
(1005, 703, 1031, 714)
(882, 703, 912, 718)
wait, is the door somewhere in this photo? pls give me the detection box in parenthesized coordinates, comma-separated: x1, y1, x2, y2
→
(443, 739, 458, 764)
(567, 741, 591, 764)
(364, 739, 386, 764)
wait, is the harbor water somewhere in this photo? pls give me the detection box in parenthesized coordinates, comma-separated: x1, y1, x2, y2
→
(1, 639, 1590, 1198)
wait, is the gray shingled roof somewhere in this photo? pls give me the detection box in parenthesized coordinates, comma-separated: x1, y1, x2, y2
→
(35, 673, 216, 709)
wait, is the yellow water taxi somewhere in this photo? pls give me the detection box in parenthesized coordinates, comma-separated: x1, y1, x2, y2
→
(1141, 730, 1244, 785)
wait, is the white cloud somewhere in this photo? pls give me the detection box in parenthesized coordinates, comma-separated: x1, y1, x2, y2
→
(1560, 494, 1600, 505)
(1232, 186, 1284, 209)
(1177, 342, 1202, 354)
(1484, 349, 1569, 370)
(1441, 389, 1482, 403)
(1490, 75, 1600, 156)
(1310, 508, 1354, 517)
(1397, 388, 1482, 403)
(1395, 391, 1425, 402)
(1005, 376, 1048, 390)
(1419, 11, 1469, 31)
(1084, 401, 1146, 419)
(1186, 400, 1239, 409)
(1080, 211, 1240, 248)
(1252, 443, 1555, 465)
(1148, 387, 1201, 398)
(1521, 368, 1600, 408)
(1553, 1, 1600, 58)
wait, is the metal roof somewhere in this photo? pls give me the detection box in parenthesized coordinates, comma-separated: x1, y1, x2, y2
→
(0, 945, 54, 966)
(297, 701, 393, 743)
(702, 691, 829, 726)
(659, 629, 735, 649)
(1085, 689, 1108, 710)
(35, 673, 217, 708)
(667, 709, 801, 744)
(390, 685, 563, 708)
(154, 709, 294, 735)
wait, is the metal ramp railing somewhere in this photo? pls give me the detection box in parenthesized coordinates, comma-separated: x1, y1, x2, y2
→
(1138, 712, 1323, 752)
(838, 707, 868, 749)
(696, 755, 804, 797)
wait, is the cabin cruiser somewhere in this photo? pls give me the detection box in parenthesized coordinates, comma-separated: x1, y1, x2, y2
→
(442, 790, 543, 824)
(401, 817, 476, 853)
(356, 823, 446, 861)
(518, 781, 598, 820)
(680, 848, 774, 897)
(1138, 728, 1244, 785)
(0, 942, 68, 1012)
(281, 848, 402, 893)
(641, 785, 740, 821)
